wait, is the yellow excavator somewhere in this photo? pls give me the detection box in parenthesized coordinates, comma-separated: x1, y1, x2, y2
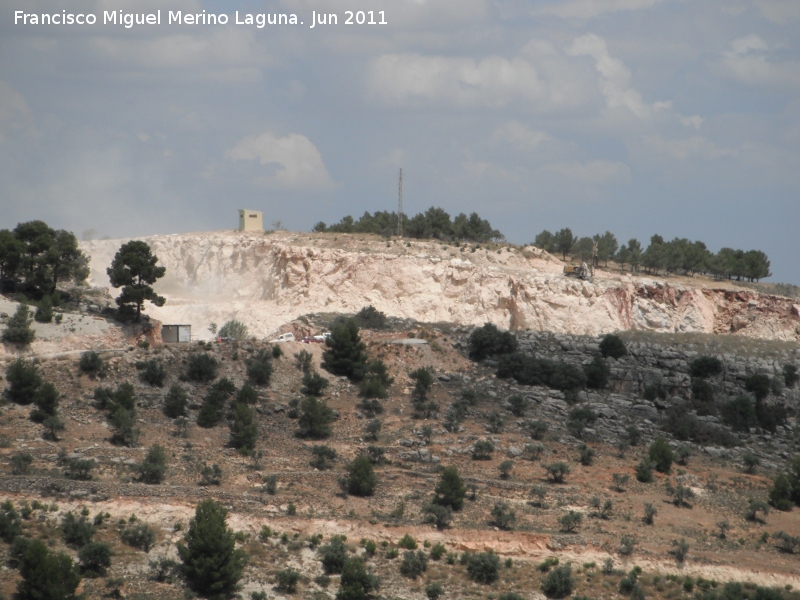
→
(562, 241, 596, 281)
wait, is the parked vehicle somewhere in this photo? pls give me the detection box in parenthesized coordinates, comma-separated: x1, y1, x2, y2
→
(269, 332, 296, 343)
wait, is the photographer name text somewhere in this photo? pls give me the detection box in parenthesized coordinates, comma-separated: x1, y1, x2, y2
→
(14, 9, 388, 29)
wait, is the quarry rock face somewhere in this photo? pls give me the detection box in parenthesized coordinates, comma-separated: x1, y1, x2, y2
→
(82, 231, 800, 341)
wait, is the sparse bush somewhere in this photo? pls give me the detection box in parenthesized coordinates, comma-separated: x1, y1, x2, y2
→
(138, 359, 166, 387)
(200, 463, 223, 486)
(343, 455, 378, 497)
(499, 459, 514, 478)
(669, 538, 689, 563)
(721, 396, 757, 432)
(218, 320, 249, 341)
(772, 531, 800, 554)
(399, 550, 427, 579)
(490, 502, 516, 530)
(149, 556, 179, 583)
(745, 373, 771, 402)
(690, 356, 723, 379)
(365, 419, 382, 441)
(544, 462, 570, 483)
(429, 543, 446, 560)
(186, 352, 219, 382)
(560, 511, 582, 532)
(11, 452, 33, 475)
(676, 445, 691, 466)
(643, 503, 657, 524)
(599, 334, 627, 359)
(612, 473, 630, 492)
(297, 396, 335, 439)
(294, 349, 314, 372)
(157, 385, 187, 422)
(236, 382, 258, 405)
(497, 353, 587, 391)
(311, 445, 338, 470)
(29, 382, 59, 422)
(275, 568, 301, 592)
(398, 533, 417, 549)
(137, 444, 167, 484)
(743, 452, 760, 474)
(0, 501, 22, 543)
(264, 475, 277, 495)
(486, 411, 504, 433)
(79, 541, 112, 577)
(579, 444, 596, 466)
(538, 557, 560, 572)
(717, 520, 731, 539)
(272, 344, 283, 358)
(745, 499, 770, 522)
(42, 415, 66, 441)
(529, 485, 547, 507)
(523, 443, 545, 461)
(665, 482, 695, 508)
(466, 551, 500, 584)
(648, 437, 674, 473)
(618, 535, 636, 556)
(472, 440, 494, 460)
(468, 323, 518, 361)
(526, 419, 549, 440)
(410, 367, 434, 400)
(568, 406, 597, 437)
(426, 582, 444, 600)
(768, 474, 794, 511)
(784, 364, 799, 388)
(541, 564, 575, 598)
(247, 349, 273, 385)
(336, 556, 380, 600)
(79, 351, 104, 376)
(121, 522, 156, 552)
(691, 378, 716, 415)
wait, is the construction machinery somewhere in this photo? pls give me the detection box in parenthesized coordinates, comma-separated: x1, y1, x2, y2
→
(563, 261, 593, 281)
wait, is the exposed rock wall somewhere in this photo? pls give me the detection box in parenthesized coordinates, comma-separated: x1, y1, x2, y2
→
(82, 231, 800, 341)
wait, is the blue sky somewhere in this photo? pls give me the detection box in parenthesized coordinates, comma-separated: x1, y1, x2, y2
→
(2, 0, 799, 283)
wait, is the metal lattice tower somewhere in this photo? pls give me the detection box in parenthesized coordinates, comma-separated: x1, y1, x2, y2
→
(397, 168, 403, 238)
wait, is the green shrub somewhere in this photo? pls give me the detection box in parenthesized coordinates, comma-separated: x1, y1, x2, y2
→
(272, 344, 283, 358)
(398, 534, 417, 549)
(560, 511, 582, 532)
(138, 359, 166, 387)
(247, 349, 273, 385)
(499, 459, 514, 478)
(336, 557, 379, 600)
(429, 543, 446, 560)
(79, 351, 104, 376)
(544, 462, 570, 483)
(468, 323, 518, 360)
(121, 522, 156, 552)
(472, 440, 494, 460)
(690, 356, 723, 378)
(218, 320, 249, 340)
(508, 394, 528, 416)
(399, 550, 427, 579)
(236, 382, 258, 405)
(62, 511, 95, 548)
(319, 535, 348, 574)
(310, 445, 338, 470)
(410, 367, 434, 400)
(200, 463, 223, 486)
(669, 538, 689, 563)
(186, 353, 219, 382)
(15, 538, 81, 600)
(426, 582, 444, 600)
(0, 501, 22, 543)
(648, 437, 674, 473)
(466, 551, 499, 584)
(229, 403, 258, 453)
(364, 419, 382, 441)
(294, 349, 313, 372)
(769, 474, 794, 511)
(302, 371, 330, 396)
(579, 444, 596, 466)
(691, 378, 716, 415)
(65, 458, 96, 481)
(643, 503, 657, 524)
(344, 455, 378, 497)
(745, 374, 771, 401)
(321, 318, 368, 380)
(636, 459, 655, 483)
(526, 419, 549, 440)
(79, 541, 112, 577)
(11, 452, 33, 475)
(584, 355, 610, 389)
(275, 568, 301, 592)
(497, 353, 587, 391)
(137, 444, 167, 484)
(163, 383, 188, 418)
(784, 364, 799, 388)
(568, 407, 597, 437)
(30, 382, 59, 422)
(34, 296, 53, 323)
(355, 305, 388, 330)
(4, 359, 42, 405)
(490, 502, 516, 530)
(2, 304, 35, 345)
(599, 334, 627, 359)
(297, 396, 335, 439)
(542, 564, 575, 598)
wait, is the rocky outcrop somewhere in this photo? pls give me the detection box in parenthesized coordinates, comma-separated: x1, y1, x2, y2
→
(81, 231, 800, 341)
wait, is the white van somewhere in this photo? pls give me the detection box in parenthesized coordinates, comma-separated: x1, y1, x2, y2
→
(269, 332, 295, 343)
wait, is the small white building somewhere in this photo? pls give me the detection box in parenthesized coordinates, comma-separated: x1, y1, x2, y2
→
(239, 209, 263, 232)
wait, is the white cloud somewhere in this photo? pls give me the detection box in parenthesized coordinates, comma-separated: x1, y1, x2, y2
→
(753, 0, 800, 23)
(227, 132, 334, 190)
(368, 41, 592, 111)
(567, 34, 654, 119)
(531, 0, 666, 19)
(547, 159, 632, 185)
(491, 121, 551, 152)
(718, 35, 800, 87)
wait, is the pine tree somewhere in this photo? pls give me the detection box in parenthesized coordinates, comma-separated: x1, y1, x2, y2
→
(321, 318, 368, 379)
(178, 499, 247, 600)
(15, 538, 82, 600)
(435, 466, 467, 511)
(106, 240, 166, 321)
(2, 304, 35, 345)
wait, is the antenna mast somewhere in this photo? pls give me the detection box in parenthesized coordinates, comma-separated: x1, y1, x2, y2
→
(397, 168, 404, 238)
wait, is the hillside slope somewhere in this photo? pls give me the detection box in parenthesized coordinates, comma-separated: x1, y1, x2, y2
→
(81, 230, 800, 341)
